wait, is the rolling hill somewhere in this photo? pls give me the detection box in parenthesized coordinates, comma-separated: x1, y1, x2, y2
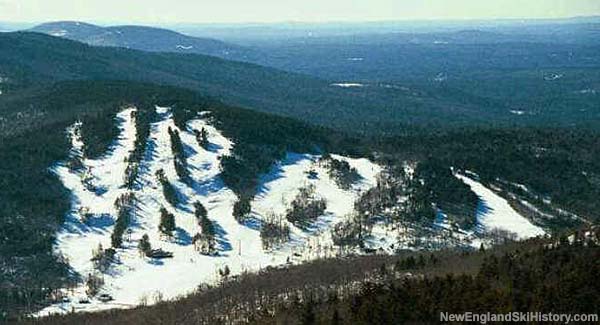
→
(29, 21, 253, 60)
(0, 31, 492, 135)
(3, 31, 600, 137)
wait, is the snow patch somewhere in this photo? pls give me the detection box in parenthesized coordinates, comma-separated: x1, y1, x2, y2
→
(544, 73, 563, 81)
(331, 83, 364, 88)
(50, 29, 68, 37)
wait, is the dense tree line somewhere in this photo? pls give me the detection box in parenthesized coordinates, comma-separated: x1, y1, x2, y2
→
(111, 192, 136, 248)
(415, 159, 479, 229)
(168, 126, 191, 183)
(192, 201, 216, 255)
(155, 169, 179, 207)
(257, 231, 599, 324)
(124, 105, 156, 190)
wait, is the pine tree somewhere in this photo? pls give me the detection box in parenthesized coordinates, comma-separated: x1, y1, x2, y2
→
(194, 201, 208, 221)
(138, 234, 152, 256)
(233, 198, 251, 223)
(156, 169, 179, 206)
(195, 127, 209, 149)
(159, 207, 176, 237)
(218, 265, 230, 279)
(193, 201, 216, 255)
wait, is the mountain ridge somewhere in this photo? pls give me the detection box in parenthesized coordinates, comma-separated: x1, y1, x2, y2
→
(29, 21, 253, 60)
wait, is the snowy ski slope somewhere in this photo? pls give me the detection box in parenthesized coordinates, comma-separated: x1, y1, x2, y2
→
(39, 107, 382, 315)
(39, 106, 544, 316)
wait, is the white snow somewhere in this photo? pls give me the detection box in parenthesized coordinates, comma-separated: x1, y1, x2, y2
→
(544, 73, 564, 81)
(252, 153, 381, 258)
(50, 29, 68, 37)
(433, 73, 447, 82)
(456, 174, 545, 239)
(575, 89, 597, 95)
(331, 83, 364, 88)
(39, 107, 383, 316)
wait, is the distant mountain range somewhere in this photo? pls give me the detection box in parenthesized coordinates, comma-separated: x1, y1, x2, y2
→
(3, 31, 483, 134)
(3, 29, 600, 135)
(29, 21, 256, 61)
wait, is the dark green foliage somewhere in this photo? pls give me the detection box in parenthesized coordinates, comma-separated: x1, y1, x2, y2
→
(192, 201, 215, 255)
(194, 100, 329, 199)
(194, 201, 215, 238)
(415, 159, 479, 229)
(339, 244, 599, 323)
(79, 110, 120, 159)
(155, 169, 179, 207)
(138, 234, 152, 256)
(321, 154, 361, 190)
(111, 192, 136, 248)
(159, 207, 176, 237)
(125, 107, 156, 189)
(380, 128, 600, 228)
(232, 197, 252, 223)
(192, 202, 217, 256)
(3, 31, 485, 136)
(194, 127, 209, 150)
(0, 80, 185, 317)
(193, 201, 208, 221)
(285, 185, 327, 228)
(168, 126, 190, 183)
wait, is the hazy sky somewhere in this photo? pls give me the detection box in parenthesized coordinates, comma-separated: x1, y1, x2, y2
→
(1, 0, 599, 23)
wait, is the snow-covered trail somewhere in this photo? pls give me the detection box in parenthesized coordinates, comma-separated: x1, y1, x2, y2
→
(456, 174, 545, 239)
(39, 107, 384, 316)
(50, 108, 137, 277)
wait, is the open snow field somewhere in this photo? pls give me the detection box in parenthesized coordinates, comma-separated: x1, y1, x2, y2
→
(38, 107, 382, 315)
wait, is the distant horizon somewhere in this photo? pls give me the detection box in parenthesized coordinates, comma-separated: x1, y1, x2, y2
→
(1, 0, 599, 25)
(2, 14, 599, 29)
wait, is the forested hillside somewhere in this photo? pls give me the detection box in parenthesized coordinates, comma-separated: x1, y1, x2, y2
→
(2, 32, 599, 135)
(29, 22, 252, 60)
